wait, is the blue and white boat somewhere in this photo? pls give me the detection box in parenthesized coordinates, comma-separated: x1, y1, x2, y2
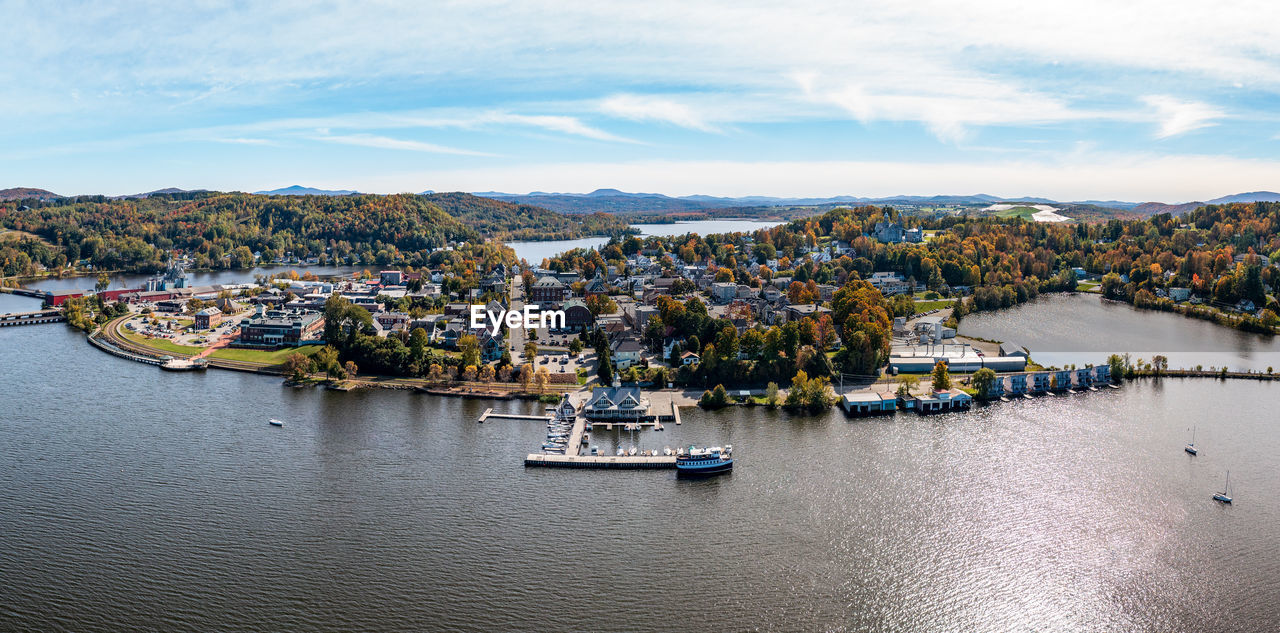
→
(676, 445, 733, 477)
(1213, 470, 1233, 504)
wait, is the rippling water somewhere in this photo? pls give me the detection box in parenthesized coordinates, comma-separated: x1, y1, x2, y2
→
(960, 293, 1280, 372)
(2, 323, 1278, 632)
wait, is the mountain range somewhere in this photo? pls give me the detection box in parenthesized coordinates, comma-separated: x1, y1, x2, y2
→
(5, 185, 1278, 217)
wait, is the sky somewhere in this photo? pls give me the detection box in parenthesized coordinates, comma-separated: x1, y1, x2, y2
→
(2, 0, 1279, 201)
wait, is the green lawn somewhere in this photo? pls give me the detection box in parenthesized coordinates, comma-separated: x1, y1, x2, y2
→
(211, 345, 323, 364)
(120, 329, 206, 355)
(912, 300, 955, 311)
(1077, 281, 1100, 293)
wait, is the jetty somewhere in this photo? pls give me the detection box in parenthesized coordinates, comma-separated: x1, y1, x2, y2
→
(523, 395, 678, 470)
(477, 407, 553, 423)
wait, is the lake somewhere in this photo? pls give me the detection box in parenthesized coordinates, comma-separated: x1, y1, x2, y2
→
(2, 319, 1278, 631)
(19, 265, 367, 294)
(959, 293, 1280, 372)
(506, 219, 786, 265)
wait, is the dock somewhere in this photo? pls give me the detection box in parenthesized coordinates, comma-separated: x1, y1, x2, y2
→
(524, 454, 677, 469)
(0, 309, 65, 327)
(477, 407, 553, 423)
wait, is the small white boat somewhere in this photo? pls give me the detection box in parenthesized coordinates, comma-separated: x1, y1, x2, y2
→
(1213, 470, 1233, 504)
(628, 446, 637, 456)
(663, 447, 673, 456)
(268, 419, 284, 427)
(616, 448, 625, 456)
(1185, 427, 1197, 456)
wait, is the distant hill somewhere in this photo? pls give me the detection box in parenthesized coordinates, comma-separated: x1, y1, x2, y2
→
(255, 185, 359, 196)
(1131, 201, 1204, 217)
(0, 187, 60, 201)
(475, 190, 1144, 215)
(113, 187, 211, 199)
(1206, 191, 1280, 205)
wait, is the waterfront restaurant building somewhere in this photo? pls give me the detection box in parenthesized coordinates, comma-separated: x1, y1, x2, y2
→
(584, 386, 652, 421)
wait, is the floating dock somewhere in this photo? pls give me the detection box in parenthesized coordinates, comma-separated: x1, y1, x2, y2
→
(524, 454, 677, 469)
(477, 407, 553, 423)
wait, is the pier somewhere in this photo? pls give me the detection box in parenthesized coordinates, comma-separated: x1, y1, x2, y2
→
(477, 407, 553, 423)
(0, 309, 65, 326)
(522, 395, 679, 469)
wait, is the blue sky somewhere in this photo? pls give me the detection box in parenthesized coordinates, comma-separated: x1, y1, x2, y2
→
(2, 1, 1279, 201)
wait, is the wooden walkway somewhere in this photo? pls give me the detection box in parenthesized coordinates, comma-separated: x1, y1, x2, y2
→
(476, 407, 553, 423)
(524, 454, 677, 469)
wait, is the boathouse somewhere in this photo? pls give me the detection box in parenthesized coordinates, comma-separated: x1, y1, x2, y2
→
(1052, 370, 1072, 391)
(911, 389, 973, 413)
(1008, 373, 1027, 395)
(1075, 367, 1094, 388)
(1031, 372, 1051, 393)
(982, 376, 1004, 399)
(1093, 364, 1112, 383)
(841, 391, 898, 416)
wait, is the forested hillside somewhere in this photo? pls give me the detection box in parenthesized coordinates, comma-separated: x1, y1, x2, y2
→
(0, 191, 628, 275)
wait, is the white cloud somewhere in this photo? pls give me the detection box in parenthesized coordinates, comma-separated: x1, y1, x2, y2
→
(1142, 95, 1226, 138)
(599, 94, 720, 132)
(312, 134, 494, 156)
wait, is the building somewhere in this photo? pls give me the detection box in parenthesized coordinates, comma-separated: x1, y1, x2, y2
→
(1094, 364, 1112, 383)
(531, 276, 569, 303)
(562, 299, 593, 330)
(379, 270, 403, 286)
(710, 282, 737, 304)
(43, 289, 86, 307)
(1169, 287, 1191, 302)
(1008, 373, 1027, 395)
(872, 222, 906, 243)
(584, 386, 652, 421)
(999, 342, 1029, 358)
(193, 307, 223, 330)
(910, 389, 973, 413)
(841, 391, 898, 416)
(1031, 372, 1051, 392)
(611, 338, 643, 370)
(237, 307, 325, 347)
(680, 351, 700, 366)
(868, 272, 911, 296)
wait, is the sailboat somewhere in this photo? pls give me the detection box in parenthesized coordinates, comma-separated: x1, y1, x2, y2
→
(1184, 427, 1197, 455)
(1213, 470, 1233, 504)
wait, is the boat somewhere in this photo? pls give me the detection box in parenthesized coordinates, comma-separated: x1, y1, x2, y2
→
(1185, 427, 1197, 456)
(268, 419, 284, 427)
(581, 432, 590, 444)
(1213, 470, 1233, 504)
(616, 448, 625, 456)
(663, 447, 672, 456)
(676, 445, 733, 477)
(628, 446, 637, 456)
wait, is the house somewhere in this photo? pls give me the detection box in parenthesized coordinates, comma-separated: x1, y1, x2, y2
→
(1094, 364, 1112, 383)
(982, 375, 1005, 399)
(631, 305, 658, 333)
(868, 271, 911, 296)
(584, 386, 652, 421)
(905, 228, 923, 243)
(610, 338, 643, 370)
(680, 351, 700, 366)
(193, 307, 223, 330)
(374, 312, 410, 333)
(531, 276, 569, 303)
(1169, 287, 1191, 302)
(583, 272, 608, 297)
(1052, 369, 1073, 391)
(710, 282, 737, 304)
(781, 304, 832, 323)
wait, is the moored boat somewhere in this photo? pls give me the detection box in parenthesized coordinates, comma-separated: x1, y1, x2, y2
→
(676, 444, 733, 477)
(268, 418, 284, 427)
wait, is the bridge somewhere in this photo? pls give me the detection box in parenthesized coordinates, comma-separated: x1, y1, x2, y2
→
(0, 287, 48, 300)
(0, 309, 65, 327)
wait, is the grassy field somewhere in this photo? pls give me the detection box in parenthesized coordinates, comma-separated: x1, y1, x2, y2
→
(912, 300, 956, 311)
(211, 345, 323, 364)
(1077, 281, 1100, 293)
(119, 329, 205, 355)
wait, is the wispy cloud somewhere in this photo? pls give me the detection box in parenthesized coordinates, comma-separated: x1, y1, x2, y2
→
(1142, 95, 1226, 138)
(312, 134, 495, 157)
(599, 94, 720, 132)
